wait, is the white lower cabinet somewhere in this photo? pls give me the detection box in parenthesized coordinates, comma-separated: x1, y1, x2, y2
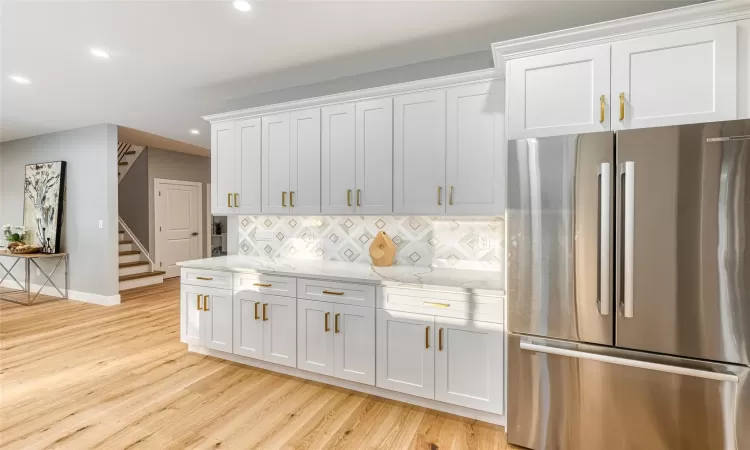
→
(297, 299, 335, 376)
(233, 290, 297, 368)
(180, 285, 233, 352)
(376, 309, 435, 399)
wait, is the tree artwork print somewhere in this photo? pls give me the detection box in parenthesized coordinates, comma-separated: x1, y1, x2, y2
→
(22, 161, 66, 253)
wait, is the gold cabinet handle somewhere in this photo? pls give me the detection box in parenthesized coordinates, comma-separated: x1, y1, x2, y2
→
(600, 95, 605, 123)
(619, 92, 625, 121)
(203, 296, 209, 312)
(323, 290, 344, 296)
(196, 276, 213, 281)
(282, 191, 287, 207)
(234, 193, 239, 207)
(262, 303, 268, 321)
(325, 312, 330, 332)
(356, 189, 361, 207)
(425, 326, 430, 349)
(423, 301, 450, 308)
(290, 191, 295, 207)
(437, 186, 442, 206)
(254, 302, 260, 320)
(439, 328, 443, 351)
(335, 313, 340, 333)
(347, 189, 352, 207)
(449, 186, 454, 206)
(227, 193, 233, 208)
(253, 283, 272, 288)
(197, 294, 203, 310)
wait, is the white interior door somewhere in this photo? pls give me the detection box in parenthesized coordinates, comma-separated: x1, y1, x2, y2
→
(289, 108, 321, 214)
(297, 299, 335, 376)
(155, 179, 202, 278)
(322, 103, 356, 214)
(263, 295, 297, 367)
(356, 98, 393, 214)
(262, 114, 290, 214)
(233, 290, 264, 359)
(333, 303, 375, 386)
(203, 287, 233, 353)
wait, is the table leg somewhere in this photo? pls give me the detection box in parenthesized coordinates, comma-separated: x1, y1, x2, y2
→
(26, 259, 31, 306)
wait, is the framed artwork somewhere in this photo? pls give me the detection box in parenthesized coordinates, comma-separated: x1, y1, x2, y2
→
(23, 161, 67, 253)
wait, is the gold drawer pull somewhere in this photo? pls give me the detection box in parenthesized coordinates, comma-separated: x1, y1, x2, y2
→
(335, 313, 340, 333)
(227, 193, 233, 207)
(425, 326, 430, 349)
(356, 189, 361, 207)
(439, 328, 444, 351)
(253, 283, 272, 287)
(619, 92, 625, 121)
(449, 186, 454, 206)
(325, 312, 330, 332)
(290, 191, 295, 207)
(323, 290, 344, 296)
(203, 296, 209, 312)
(234, 193, 239, 207)
(437, 186, 442, 206)
(347, 189, 352, 207)
(262, 303, 268, 321)
(196, 276, 213, 281)
(282, 191, 287, 207)
(423, 301, 450, 308)
(254, 302, 260, 320)
(600, 95, 605, 123)
(197, 294, 203, 310)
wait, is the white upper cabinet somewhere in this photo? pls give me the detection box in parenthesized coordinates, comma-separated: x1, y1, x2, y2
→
(322, 103, 356, 214)
(507, 44, 611, 139)
(210, 122, 236, 214)
(611, 23, 737, 130)
(234, 118, 262, 214)
(355, 98, 393, 214)
(394, 89, 447, 214)
(446, 81, 505, 215)
(262, 113, 291, 214)
(289, 108, 321, 215)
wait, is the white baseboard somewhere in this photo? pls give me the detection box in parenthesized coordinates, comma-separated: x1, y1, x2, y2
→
(188, 345, 506, 427)
(0, 280, 120, 306)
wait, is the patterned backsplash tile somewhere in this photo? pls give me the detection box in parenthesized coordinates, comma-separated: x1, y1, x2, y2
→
(237, 216, 505, 272)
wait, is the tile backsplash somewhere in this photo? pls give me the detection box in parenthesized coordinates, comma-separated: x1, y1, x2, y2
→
(237, 216, 505, 272)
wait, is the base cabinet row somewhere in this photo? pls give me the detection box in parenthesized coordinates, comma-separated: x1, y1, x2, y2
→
(181, 284, 504, 415)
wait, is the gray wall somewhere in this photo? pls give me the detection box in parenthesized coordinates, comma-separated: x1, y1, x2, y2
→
(118, 148, 149, 247)
(0, 124, 120, 297)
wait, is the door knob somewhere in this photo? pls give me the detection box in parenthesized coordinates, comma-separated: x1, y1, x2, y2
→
(191, 232, 199, 236)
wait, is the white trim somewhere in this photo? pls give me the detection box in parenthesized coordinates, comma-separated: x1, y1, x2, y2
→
(118, 216, 154, 266)
(203, 69, 499, 123)
(188, 345, 506, 426)
(0, 280, 120, 306)
(154, 178, 204, 275)
(491, 0, 750, 75)
(206, 183, 212, 256)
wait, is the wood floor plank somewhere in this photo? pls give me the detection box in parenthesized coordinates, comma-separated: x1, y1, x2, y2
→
(0, 278, 513, 449)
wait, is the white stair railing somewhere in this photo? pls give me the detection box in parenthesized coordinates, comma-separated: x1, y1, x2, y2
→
(118, 216, 154, 266)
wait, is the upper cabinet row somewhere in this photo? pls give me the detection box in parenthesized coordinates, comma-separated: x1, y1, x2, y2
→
(211, 80, 505, 216)
(507, 22, 741, 139)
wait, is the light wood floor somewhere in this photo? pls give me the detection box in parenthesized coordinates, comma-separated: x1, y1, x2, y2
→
(0, 278, 512, 449)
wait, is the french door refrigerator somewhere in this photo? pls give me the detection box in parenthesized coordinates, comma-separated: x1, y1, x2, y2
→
(507, 120, 750, 450)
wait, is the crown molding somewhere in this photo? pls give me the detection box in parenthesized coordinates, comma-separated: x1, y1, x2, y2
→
(492, 0, 750, 75)
(203, 68, 500, 123)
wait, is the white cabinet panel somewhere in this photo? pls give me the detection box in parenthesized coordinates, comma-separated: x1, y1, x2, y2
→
(611, 23, 737, 130)
(739, 19, 750, 120)
(356, 98, 393, 214)
(446, 81, 505, 215)
(297, 299, 335, 376)
(262, 114, 291, 214)
(263, 295, 297, 368)
(203, 288, 233, 353)
(394, 89, 446, 215)
(435, 318, 504, 414)
(334, 303, 375, 386)
(235, 118, 262, 214)
(508, 44, 610, 139)
(290, 108, 321, 215)
(376, 309, 435, 399)
(233, 291, 264, 359)
(180, 286, 204, 345)
(210, 122, 235, 214)
(322, 104, 356, 214)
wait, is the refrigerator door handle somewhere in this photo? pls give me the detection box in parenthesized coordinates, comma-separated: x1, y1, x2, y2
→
(520, 341, 738, 383)
(598, 163, 611, 316)
(621, 161, 635, 318)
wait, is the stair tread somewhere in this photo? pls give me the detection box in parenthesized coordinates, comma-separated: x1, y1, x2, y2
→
(124, 150, 136, 155)
(119, 261, 149, 268)
(119, 250, 140, 256)
(119, 240, 133, 244)
(118, 162, 128, 166)
(119, 271, 166, 282)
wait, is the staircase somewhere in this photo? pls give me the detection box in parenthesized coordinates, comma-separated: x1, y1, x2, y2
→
(118, 222, 165, 291)
(118, 143, 145, 182)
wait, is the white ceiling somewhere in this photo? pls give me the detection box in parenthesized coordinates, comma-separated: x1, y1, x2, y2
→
(1, 0, 699, 151)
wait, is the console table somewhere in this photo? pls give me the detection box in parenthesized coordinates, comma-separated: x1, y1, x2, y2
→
(0, 252, 69, 306)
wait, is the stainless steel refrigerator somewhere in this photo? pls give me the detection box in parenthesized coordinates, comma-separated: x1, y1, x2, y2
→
(507, 120, 750, 450)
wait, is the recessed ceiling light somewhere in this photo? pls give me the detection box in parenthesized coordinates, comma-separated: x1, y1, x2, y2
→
(10, 75, 31, 84)
(190, 129, 200, 135)
(90, 48, 110, 59)
(233, 0, 251, 12)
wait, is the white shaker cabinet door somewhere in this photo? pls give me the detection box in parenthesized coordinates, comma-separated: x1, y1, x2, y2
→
(181, 285, 205, 346)
(234, 118, 262, 214)
(376, 309, 435, 399)
(355, 98, 393, 214)
(210, 122, 236, 214)
(333, 303, 375, 386)
(611, 23, 737, 130)
(321, 103, 356, 215)
(202, 288, 234, 353)
(434, 318, 504, 414)
(446, 81, 505, 215)
(297, 299, 335, 376)
(290, 108, 321, 215)
(507, 44, 611, 139)
(393, 89, 446, 215)
(262, 114, 291, 214)
(233, 291, 264, 360)
(263, 295, 297, 368)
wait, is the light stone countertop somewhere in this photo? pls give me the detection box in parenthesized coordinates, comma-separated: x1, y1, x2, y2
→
(177, 255, 505, 294)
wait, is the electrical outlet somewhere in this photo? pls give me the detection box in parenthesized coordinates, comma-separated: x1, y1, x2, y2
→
(480, 235, 492, 250)
(98, 220, 104, 229)
(255, 230, 273, 242)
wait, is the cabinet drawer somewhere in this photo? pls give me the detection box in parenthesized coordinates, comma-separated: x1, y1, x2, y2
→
(297, 278, 375, 308)
(181, 268, 233, 290)
(234, 273, 296, 297)
(377, 287, 504, 323)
